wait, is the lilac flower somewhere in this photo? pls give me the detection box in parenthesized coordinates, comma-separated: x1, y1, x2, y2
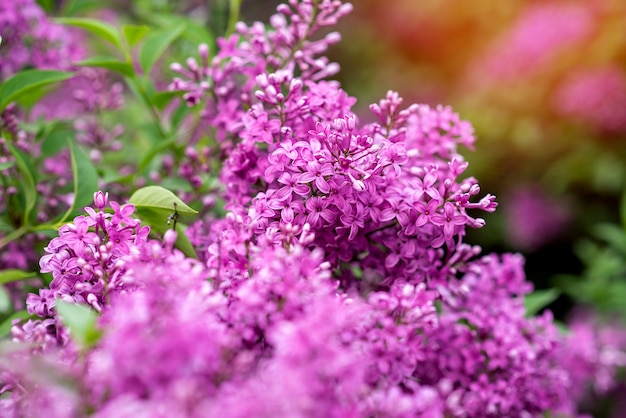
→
(0, 0, 83, 79)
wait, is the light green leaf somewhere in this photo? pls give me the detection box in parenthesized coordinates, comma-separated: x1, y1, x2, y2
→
(55, 17, 122, 49)
(0, 69, 73, 111)
(0, 310, 35, 338)
(139, 23, 186, 75)
(0, 269, 37, 285)
(524, 288, 560, 317)
(77, 56, 134, 77)
(56, 301, 101, 349)
(7, 143, 37, 226)
(129, 185, 197, 215)
(59, 139, 99, 223)
(0, 161, 14, 171)
(123, 24, 149, 48)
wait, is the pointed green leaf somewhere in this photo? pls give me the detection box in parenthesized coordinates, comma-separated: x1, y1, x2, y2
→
(123, 24, 149, 48)
(524, 288, 560, 317)
(77, 56, 134, 77)
(129, 185, 197, 215)
(56, 301, 102, 349)
(0, 310, 35, 338)
(55, 17, 122, 49)
(0, 269, 37, 285)
(59, 139, 99, 223)
(139, 23, 186, 75)
(0, 161, 14, 171)
(0, 69, 73, 111)
(7, 143, 37, 226)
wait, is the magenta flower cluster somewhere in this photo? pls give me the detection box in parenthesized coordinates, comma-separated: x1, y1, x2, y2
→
(1, 1, 625, 417)
(0, 0, 83, 79)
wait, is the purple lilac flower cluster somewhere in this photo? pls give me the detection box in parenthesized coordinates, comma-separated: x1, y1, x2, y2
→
(5, 193, 149, 360)
(0, 0, 83, 79)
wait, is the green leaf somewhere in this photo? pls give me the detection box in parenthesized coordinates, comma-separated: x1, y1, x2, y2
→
(41, 127, 73, 157)
(175, 223, 198, 259)
(0, 161, 14, 171)
(55, 17, 122, 49)
(0, 286, 11, 313)
(61, 0, 100, 16)
(139, 23, 186, 75)
(129, 185, 197, 215)
(0, 69, 73, 111)
(524, 288, 560, 317)
(60, 139, 99, 223)
(0, 269, 37, 285)
(7, 143, 37, 226)
(134, 207, 198, 259)
(150, 90, 179, 110)
(123, 24, 149, 48)
(0, 310, 35, 339)
(77, 56, 134, 77)
(56, 301, 102, 349)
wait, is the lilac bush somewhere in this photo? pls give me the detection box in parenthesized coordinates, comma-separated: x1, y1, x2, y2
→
(0, 0, 625, 417)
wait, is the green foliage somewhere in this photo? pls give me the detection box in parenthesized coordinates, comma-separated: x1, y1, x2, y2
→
(55, 301, 102, 349)
(0, 270, 37, 285)
(139, 23, 187, 75)
(0, 311, 35, 339)
(76, 56, 134, 77)
(59, 139, 99, 223)
(554, 222, 626, 318)
(524, 288, 560, 317)
(129, 185, 198, 215)
(0, 70, 74, 111)
(123, 24, 149, 48)
(7, 143, 37, 227)
(55, 17, 123, 49)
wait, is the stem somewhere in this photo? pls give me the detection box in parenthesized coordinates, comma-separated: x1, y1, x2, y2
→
(226, 0, 243, 37)
(0, 226, 28, 249)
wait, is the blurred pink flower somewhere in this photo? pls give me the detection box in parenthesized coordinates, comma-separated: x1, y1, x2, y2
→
(469, 3, 594, 84)
(504, 185, 571, 251)
(552, 65, 626, 134)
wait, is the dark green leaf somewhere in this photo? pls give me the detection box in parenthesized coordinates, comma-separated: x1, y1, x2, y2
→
(0, 269, 37, 285)
(7, 143, 37, 226)
(123, 24, 149, 48)
(524, 288, 560, 317)
(129, 185, 197, 215)
(139, 24, 186, 75)
(0, 70, 73, 111)
(56, 301, 101, 349)
(0, 310, 35, 339)
(55, 17, 122, 49)
(77, 56, 134, 77)
(60, 139, 99, 223)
